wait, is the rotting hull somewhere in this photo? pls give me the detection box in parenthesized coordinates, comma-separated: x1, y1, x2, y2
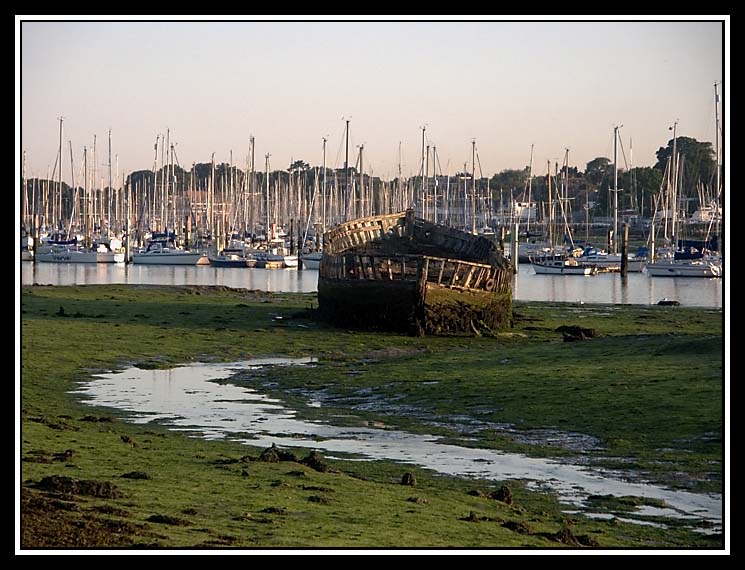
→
(318, 278, 420, 334)
(317, 210, 513, 335)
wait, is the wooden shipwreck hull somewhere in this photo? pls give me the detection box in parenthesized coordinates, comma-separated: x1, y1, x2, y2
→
(318, 210, 513, 335)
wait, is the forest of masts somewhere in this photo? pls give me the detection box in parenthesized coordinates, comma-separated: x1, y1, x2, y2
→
(20, 127, 530, 251)
(21, 121, 721, 252)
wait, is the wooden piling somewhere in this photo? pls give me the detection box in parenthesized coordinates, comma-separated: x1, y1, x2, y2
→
(621, 223, 629, 277)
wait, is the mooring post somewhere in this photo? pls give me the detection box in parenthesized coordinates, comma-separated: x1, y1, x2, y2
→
(32, 214, 39, 263)
(405, 208, 414, 239)
(511, 221, 519, 274)
(620, 223, 629, 277)
(289, 219, 295, 255)
(499, 225, 506, 253)
(185, 213, 191, 251)
(124, 218, 131, 263)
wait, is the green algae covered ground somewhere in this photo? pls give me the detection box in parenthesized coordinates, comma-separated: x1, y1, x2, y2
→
(19, 284, 725, 549)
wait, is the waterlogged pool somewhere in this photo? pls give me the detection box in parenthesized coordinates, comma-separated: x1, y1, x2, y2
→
(74, 358, 722, 531)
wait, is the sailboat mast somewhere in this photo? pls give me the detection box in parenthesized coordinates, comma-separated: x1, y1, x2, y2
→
(158, 134, 165, 232)
(547, 160, 553, 248)
(108, 129, 113, 236)
(397, 141, 402, 212)
(322, 137, 327, 230)
(251, 136, 256, 235)
(613, 125, 620, 254)
(265, 154, 271, 240)
(344, 119, 350, 220)
(210, 152, 215, 246)
(66, 141, 76, 239)
(714, 82, 721, 249)
(420, 126, 426, 214)
(471, 140, 476, 234)
(22, 150, 27, 231)
(670, 120, 678, 248)
(84, 146, 90, 248)
(93, 135, 98, 235)
(166, 128, 171, 232)
(715, 83, 720, 196)
(433, 146, 438, 224)
(563, 148, 574, 249)
(424, 145, 429, 220)
(58, 116, 63, 233)
(172, 142, 178, 238)
(525, 144, 534, 237)
(462, 162, 467, 230)
(359, 144, 364, 218)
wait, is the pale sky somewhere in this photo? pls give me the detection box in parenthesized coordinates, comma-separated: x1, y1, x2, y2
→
(17, 17, 726, 183)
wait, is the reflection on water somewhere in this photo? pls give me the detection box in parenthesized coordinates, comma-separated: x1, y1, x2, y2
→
(511, 264, 722, 308)
(74, 359, 722, 531)
(23, 262, 318, 293)
(23, 261, 721, 308)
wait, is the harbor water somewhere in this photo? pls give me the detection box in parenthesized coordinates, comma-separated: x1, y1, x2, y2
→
(20, 260, 724, 309)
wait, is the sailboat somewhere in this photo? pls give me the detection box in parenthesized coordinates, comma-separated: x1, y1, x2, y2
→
(208, 236, 256, 268)
(300, 139, 328, 270)
(21, 231, 33, 261)
(251, 224, 298, 268)
(132, 232, 207, 265)
(36, 238, 125, 263)
(36, 127, 125, 264)
(645, 109, 722, 279)
(644, 236, 721, 277)
(645, 256, 721, 278)
(577, 246, 648, 272)
(530, 253, 598, 275)
(530, 152, 597, 276)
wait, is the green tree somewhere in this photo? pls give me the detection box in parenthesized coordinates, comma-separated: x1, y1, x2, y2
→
(654, 136, 716, 208)
(289, 160, 310, 173)
(623, 167, 663, 217)
(585, 157, 612, 187)
(489, 168, 529, 194)
(585, 158, 612, 215)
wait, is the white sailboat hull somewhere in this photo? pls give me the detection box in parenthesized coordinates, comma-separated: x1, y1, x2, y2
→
(132, 251, 206, 265)
(645, 260, 721, 278)
(300, 252, 322, 269)
(35, 248, 124, 263)
(580, 255, 647, 272)
(532, 263, 597, 275)
(530, 255, 598, 275)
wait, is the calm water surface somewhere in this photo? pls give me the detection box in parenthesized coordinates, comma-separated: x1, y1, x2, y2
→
(74, 358, 722, 532)
(21, 261, 723, 308)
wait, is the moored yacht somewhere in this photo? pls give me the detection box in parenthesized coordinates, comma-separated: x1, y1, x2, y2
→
(644, 257, 721, 278)
(35, 241, 125, 263)
(530, 254, 598, 275)
(208, 247, 256, 268)
(299, 250, 322, 269)
(132, 237, 207, 265)
(578, 246, 648, 272)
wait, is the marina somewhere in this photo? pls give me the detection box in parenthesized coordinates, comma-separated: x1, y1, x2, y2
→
(18, 18, 728, 551)
(21, 257, 724, 308)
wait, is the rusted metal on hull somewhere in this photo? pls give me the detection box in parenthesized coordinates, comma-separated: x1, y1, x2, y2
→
(318, 210, 513, 335)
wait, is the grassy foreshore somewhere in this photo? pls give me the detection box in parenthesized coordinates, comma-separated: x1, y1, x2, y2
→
(19, 284, 724, 549)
